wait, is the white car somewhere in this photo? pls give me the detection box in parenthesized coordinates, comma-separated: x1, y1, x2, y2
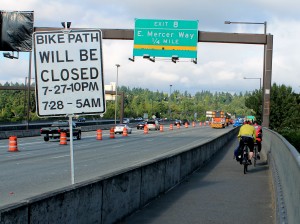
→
(114, 124, 132, 134)
(146, 120, 160, 130)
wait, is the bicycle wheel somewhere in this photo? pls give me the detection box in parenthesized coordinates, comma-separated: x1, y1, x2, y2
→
(244, 163, 248, 174)
(243, 145, 248, 174)
(253, 144, 257, 167)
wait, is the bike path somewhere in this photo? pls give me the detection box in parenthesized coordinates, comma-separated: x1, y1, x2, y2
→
(121, 138, 275, 224)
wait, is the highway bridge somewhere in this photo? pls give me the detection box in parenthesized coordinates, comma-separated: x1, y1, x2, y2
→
(0, 123, 299, 223)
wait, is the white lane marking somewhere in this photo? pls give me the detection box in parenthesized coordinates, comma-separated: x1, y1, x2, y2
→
(0, 141, 45, 148)
(5, 152, 33, 158)
(51, 155, 69, 159)
(110, 144, 126, 149)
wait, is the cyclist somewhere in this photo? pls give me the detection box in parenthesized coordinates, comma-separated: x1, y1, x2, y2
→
(237, 120, 256, 165)
(253, 121, 262, 160)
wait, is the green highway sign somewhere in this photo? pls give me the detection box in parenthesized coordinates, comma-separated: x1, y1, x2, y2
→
(133, 19, 198, 59)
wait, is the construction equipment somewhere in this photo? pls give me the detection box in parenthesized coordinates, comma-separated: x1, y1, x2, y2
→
(209, 111, 226, 129)
(225, 112, 232, 126)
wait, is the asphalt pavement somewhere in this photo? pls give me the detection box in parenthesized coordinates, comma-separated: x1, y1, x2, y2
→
(121, 137, 275, 224)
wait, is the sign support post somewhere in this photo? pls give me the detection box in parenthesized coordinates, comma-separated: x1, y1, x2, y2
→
(69, 114, 75, 184)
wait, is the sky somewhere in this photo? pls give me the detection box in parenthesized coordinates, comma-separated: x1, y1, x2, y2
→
(1, 0, 300, 95)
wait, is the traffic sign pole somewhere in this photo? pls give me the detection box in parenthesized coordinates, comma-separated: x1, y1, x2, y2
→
(33, 29, 106, 185)
(69, 115, 75, 184)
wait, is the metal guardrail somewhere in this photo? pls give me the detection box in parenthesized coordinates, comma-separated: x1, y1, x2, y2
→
(0, 120, 146, 139)
(263, 128, 300, 224)
(0, 120, 116, 139)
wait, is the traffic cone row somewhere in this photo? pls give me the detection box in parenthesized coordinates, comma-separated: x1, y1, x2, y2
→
(6, 122, 208, 150)
(59, 132, 67, 145)
(160, 124, 164, 132)
(144, 125, 149, 134)
(122, 127, 128, 136)
(96, 129, 102, 140)
(110, 127, 115, 139)
(8, 136, 18, 152)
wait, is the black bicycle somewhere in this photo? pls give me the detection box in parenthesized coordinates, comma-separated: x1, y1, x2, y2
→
(241, 143, 250, 174)
(253, 143, 258, 167)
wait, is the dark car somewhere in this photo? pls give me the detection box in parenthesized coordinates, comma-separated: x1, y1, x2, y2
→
(77, 117, 86, 122)
(136, 121, 146, 129)
(174, 119, 182, 126)
(182, 119, 190, 125)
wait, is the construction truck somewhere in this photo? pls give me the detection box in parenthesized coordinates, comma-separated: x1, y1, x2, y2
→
(225, 112, 232, 126)
(210, 110, 226, 128)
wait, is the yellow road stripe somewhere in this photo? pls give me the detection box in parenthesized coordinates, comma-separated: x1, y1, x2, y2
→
(134, 45, 197, 51)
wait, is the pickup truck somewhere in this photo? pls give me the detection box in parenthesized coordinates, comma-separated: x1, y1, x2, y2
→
(40, 120, 82, 142)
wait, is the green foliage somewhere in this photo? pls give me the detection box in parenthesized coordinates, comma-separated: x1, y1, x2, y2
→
(0, 82, 255, 123)
(245, 83, 300, 152)
(1, 81, 298, 152)
(244, 89, 263, 123)
(0, 83, 35, 122)
(280, 129, 300, 153)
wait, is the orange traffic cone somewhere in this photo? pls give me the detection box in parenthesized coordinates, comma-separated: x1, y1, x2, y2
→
(110, 127, 115, 139)
(177, 123, 180, 129)
(144, 125, 148, 134)
(96, 129, 102, 140)
(169, 124, 173, 130)
(192, 121, 195, 127)
(160, 124, 164, 132)
(60, 132, 67, 145)
(199, 122, 202, 127)
(122, 127, 128, 136)
(8, 136, 19, 152)
(185, 122, 188, 128)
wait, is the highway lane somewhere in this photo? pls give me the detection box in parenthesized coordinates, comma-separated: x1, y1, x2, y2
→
(0, 125, 233, 207)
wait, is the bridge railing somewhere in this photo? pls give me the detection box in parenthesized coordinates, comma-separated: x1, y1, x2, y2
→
(263, 128, 300, 224)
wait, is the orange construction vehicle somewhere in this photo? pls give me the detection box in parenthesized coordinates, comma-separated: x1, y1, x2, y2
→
(210, 110, 226, 128)
(225, 112, 232, 126)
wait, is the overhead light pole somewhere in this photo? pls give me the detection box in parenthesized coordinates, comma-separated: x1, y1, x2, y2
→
(224, 20, 267, 81)
(169, 84, 172, 121)
(244, 76, 263, 122)
(225, 20, 267, 124)
(115, 64, 120, 125)
(224, 21, 267, 34)
(243, 77, 262, 90)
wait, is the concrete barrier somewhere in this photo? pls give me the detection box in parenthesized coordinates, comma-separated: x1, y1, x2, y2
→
(0, 128, 238, 224)
(0, 124, 116, 140)
(263, 128, 300, 224)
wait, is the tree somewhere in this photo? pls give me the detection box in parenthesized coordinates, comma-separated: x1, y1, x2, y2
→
(245, 83, 300, 152)
(244, 89, 263, 123)
(269, 84, 299, 131)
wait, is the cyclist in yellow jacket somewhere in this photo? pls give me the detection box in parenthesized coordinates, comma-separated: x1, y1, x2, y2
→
(237, 120, 256, 164)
